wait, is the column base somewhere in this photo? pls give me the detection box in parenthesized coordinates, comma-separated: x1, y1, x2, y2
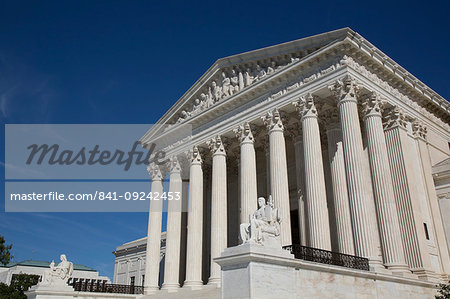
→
(385, 264, 415, 278)
(183, 280, 203, 290)
(412, 268, 440, 282)
(161, 282, 180, 291)
(144, 285, 159, 295)
(207, 277, 221, 286)
(369, 258, 388, 273)
(440, 273, 450, 282)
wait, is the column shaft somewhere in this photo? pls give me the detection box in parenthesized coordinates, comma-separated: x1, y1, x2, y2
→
(162, 157, 183, 290)
(295, 96, 331, 250)
(234, 123, 258, 224)
(208, 136, 227, 285)
(363, 95, 407, 272)
(294, 136, 307, 246)
(330, 77, 378, 261)
(326, 126, 354, 255)
(144, 164, 163, 293)
(184, 147, 204, 287)
(383, 111, 434, 278)
(264, 109, 292, 246)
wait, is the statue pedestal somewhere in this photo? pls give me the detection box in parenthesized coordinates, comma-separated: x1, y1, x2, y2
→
(25, 283, 75, 299)
(214, 243, 296, 299)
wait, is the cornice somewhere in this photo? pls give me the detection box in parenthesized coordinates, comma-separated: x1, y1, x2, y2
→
(343, 56, 450, 132)
(141, 42, 347, 147)
(140, 30, 350, 145)
(343, 33, 449, 115)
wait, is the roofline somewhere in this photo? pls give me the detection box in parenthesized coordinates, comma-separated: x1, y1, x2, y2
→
(140, 28, 351, 143)
(140, 28, 449, 144)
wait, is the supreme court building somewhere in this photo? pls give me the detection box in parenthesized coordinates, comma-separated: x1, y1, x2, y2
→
(138, 28, 450, 298)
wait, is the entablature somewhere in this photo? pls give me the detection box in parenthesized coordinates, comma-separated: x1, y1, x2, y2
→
(141, 29, 450, 155)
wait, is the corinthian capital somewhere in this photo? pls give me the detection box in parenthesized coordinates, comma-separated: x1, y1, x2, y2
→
(263, 109, 284, 132)
(189, 146, 203, 165)
(147, 163, 163, 180)
(234, 122, 255, 144)
(383, 106, 409, 130)
(207, 135, 226, 156)
(361, 91, 383, 119)
(412, 120, 428, 140)
(169, 156, 181, 174)
(328, 75, 360, 105)
(293, 93, 318, 119)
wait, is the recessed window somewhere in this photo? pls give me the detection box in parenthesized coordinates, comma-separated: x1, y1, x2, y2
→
(423, 223, 430, 240)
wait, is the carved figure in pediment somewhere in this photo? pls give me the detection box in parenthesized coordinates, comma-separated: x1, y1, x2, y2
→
(221, 72, 231, 97)
(230, 69, 240, 95)
(254, 64, 266, 81)
(191, 98, 204, 115)
(176, 110, 190, 123)
(238, 70, 245, 90)
(245, 68, 253, 87)
(267, 61, 277, 74)
(211, 80, 223, 102)
(201, 93, 214, 108)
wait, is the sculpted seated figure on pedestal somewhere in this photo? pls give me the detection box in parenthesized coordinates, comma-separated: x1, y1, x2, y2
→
(240, 196, 282, 248)
(41, 254, 74, 286)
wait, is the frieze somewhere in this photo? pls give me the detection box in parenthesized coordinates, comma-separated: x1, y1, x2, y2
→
(264, 57, 343, 103)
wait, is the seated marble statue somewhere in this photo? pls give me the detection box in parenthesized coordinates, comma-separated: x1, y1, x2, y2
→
(41, 254, 74, 285)
(240, 196, 281, 248)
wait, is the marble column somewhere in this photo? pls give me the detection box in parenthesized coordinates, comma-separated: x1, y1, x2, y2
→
(294, 95, 331, 250)
(264, 139, 271, 198)
(329, 76, 378, 262)
(207, 136, 228, 285)
(383, 108, 434, 277)
(184, 146, 204, 288)
(144, 163, 164, 294)
(293, 131, 307, 246)
(325, 119, 355, 255)
(263, 109, 292, 247)
(362, 93, 408, 273)
(234, 122, 258, 225)
(162, 157, 182, 290)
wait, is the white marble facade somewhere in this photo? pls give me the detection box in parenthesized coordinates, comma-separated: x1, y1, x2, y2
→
(112, 233, 166, 287)
(139, 28, 450, 296)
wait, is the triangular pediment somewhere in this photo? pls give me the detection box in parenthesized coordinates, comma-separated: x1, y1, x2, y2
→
(140, 27, 450, 147)
(140, 28, 351, 143)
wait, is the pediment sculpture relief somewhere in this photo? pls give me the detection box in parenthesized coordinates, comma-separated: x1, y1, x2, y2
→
(171, 57, 301, 126)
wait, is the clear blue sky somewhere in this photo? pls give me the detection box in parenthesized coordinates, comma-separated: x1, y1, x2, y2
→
(1, 0, 449, 280)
